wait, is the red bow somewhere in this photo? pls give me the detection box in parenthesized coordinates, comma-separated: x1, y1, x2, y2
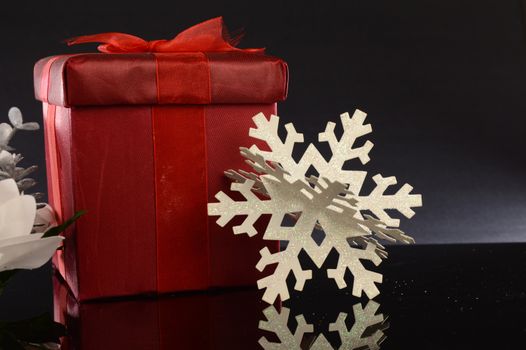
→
(67, 17, 264, 54)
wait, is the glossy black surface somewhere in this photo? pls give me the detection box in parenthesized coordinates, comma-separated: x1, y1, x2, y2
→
(289, 243, 526, 348)
(2, 243, 524, 349)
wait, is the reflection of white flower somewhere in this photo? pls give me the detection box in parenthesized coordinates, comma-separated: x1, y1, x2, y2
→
(0, 179, 63, 272)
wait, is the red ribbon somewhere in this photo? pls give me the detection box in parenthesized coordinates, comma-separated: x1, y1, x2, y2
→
(66, 17, 264, 54)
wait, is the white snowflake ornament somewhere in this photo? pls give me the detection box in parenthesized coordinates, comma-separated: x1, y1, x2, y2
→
(208, 110, 422, 304)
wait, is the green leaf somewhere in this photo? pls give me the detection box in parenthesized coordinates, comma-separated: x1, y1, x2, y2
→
(42, 210, 86, 238)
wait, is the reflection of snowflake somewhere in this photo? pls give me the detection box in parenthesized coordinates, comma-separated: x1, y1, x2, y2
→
(258, 301, 387, 350)
(208, 110, 422, 304)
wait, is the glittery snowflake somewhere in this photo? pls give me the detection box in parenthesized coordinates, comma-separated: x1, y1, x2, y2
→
(208, 110, 422, 304)
(259, 301, 387, 349)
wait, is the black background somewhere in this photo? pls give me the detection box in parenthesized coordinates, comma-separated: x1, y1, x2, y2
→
(1, 0, 526, 319)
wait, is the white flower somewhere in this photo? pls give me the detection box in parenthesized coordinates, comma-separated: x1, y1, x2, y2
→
(0, 179, 63, 272)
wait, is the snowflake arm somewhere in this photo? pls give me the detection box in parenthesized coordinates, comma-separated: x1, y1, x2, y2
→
(329, 301, 387, 350)
(360, 214, 415, 244)
(357, 174, 423, 227)
(318, 110, 373, 168)
(225, 169, 266, 196)
(256, 243, 312, 304)
(259, 306, 312, 350)
(249, 113, 304, 174)
(207, 179, 273, 237)
(327, 241, 383, 298)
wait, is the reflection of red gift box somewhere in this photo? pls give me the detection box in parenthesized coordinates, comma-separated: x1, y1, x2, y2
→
(53, 276, 265, 349)
(35, 18, 287, 301)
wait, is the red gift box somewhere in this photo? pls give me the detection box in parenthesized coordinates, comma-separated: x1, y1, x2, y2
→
(34, 18, 288, 301)
(53, 276, 265, 349)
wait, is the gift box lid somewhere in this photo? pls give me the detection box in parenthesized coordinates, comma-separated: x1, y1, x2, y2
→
(34, 52, 288, 107)
(34, 18, 288, 107)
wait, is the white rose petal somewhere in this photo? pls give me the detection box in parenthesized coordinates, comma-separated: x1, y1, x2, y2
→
(0, 193, 36, 240)
(0, 177, 19, 203)
(0, 234, 64, 272)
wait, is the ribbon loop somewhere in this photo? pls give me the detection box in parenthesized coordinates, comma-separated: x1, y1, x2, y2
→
(66, 17, 264, 54)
